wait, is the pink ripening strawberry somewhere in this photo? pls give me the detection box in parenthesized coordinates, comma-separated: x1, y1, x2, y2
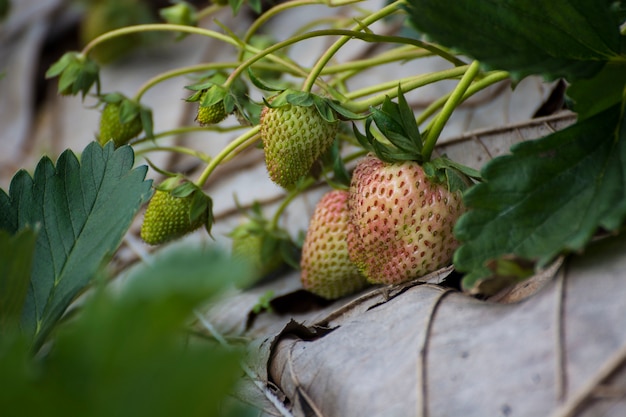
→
(347, 154, 466, 285)
(301, 189, 369, 299)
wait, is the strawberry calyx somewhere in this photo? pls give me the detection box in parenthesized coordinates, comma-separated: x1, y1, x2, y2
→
(98, 92, 153, 146)
(45, 51, 100, 98)
(160, 176, 215, 237)
(263, 89, 363, 123)
(140, 176, 214, 246)
(353, 87, 480, 193)
(185, 72, 259, 125)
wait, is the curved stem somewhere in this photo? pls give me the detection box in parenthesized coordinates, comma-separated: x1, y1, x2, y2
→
(135, 145, 212, 162)
(345, 65, 469, 112)
(239, 0, 323, 61)
(194, 126, 261, 187)
(416, 70, 510, 127)
(270, 179, 315, 229)
(196, 4, 223, 20)
(322, 46, 430, 76)
(82, 23, 241, 57)
(302, 0, 405, 92)
(133, 62, 239, 101)
(227, 28, 463, 97)
(421, 60, 481, 160)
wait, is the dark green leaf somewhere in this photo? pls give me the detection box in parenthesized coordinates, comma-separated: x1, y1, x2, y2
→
(567, 61, 626, 119)
(454, 105, 626, 291)
(405, 0, 622, 81)
(1, 142, 152, 346)
(0, 229, 37, 331)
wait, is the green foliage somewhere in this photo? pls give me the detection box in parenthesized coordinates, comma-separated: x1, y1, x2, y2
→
(0, 142, 152, 347)
(567, 61, 626, 120)
(45, 51, 100, 97)
(0, 229, 36, 331)
(454, 105, 626, 292)
(0, 246, 249, 417)
(405, 0, 623, 81)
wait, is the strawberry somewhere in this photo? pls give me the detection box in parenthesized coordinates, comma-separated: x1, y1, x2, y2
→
(260, 99, 339, 189)
(195, 92, 227, 126)
(347, 155, 466, 285)
(98, 95, 143, 147)
(230, 230, 283, 280)
(140, 178, 211, 245)
(301, 190, 369, 299)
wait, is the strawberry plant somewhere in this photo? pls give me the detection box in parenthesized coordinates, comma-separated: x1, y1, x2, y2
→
(3, 0, 626, 414)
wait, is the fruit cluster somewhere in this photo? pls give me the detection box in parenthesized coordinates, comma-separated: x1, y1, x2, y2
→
(301, 154, 466, 299)
(46, 0, 485, 301)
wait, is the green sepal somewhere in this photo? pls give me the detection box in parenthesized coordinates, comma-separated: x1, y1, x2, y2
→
(352, 87, 427, 163)
(159, 1, 198, 28)
(422, 156, 480, 193)
(247, 67, 287, 92)
(46, 52, 100, 98)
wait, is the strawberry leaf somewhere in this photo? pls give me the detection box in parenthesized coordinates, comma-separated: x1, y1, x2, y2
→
(405, 0, 622, 81)
(0, 142, 152, 346)
(567, 61, 626, 120)
(0, 229, 37, 331)
(454, 104, 626, 293)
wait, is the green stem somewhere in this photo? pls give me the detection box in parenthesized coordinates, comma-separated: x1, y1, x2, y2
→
(82, 23, 241, 57)
(270, 179, 314, 229)
(133, 62, 239, 101)
(302, 0, 405, 92)
(132, 124, 247, 146)
(322, 46, 431, 76)
(421, 60, 481, 160)
(226, 29, 463, 95)
(194, 126, 261, 187)
(239, 0, 323, 61)
(345, 65, 469, 112)
(416, 70, 510, 127)
(196, 4, 223, 20)
(134, 145, 211, 162)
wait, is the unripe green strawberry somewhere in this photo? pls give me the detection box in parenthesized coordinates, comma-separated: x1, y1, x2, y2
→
(140, 182, 209, 245)
(196, 96, 227, 126)
(347, 155, 465, 285)
(260, 103, 338, 189)
(231, 231, 283, 280)
(98, 102, 143, 147)
(301, 190, 369, 299)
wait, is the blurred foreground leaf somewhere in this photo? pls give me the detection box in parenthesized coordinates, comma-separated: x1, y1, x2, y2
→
(0, 142, 152, 347)
(0, 246, 250, 417)
(0, 229, 37, 331)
